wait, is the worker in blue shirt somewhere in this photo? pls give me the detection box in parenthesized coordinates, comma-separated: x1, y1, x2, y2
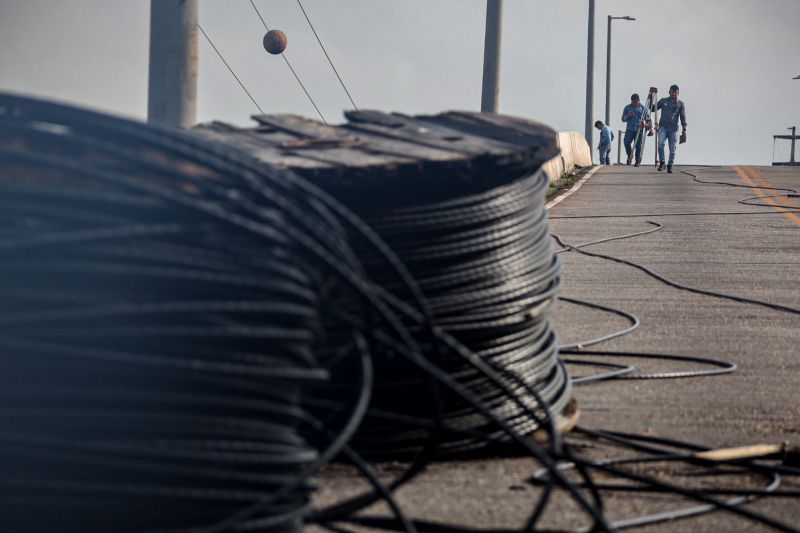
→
(656, 84, 687, 173)
(594, 120, 614, 165)
(621, 93, 651, 166)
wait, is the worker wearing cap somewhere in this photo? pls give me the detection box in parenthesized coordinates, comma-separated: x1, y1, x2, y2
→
(621, 93, 651, 166)
(656, 84, 687, 173)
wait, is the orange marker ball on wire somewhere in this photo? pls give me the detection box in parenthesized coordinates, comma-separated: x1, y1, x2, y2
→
(263, 30, 287, 55)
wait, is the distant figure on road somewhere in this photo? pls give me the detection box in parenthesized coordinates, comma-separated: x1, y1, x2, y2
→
(621, 93, 651, 167)
(656, 84, 687, 173)
(594, 120, 614, 165)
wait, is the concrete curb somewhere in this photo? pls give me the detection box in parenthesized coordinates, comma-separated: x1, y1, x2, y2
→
(543, 131, 594, 183)
(546, 165, 601, 210)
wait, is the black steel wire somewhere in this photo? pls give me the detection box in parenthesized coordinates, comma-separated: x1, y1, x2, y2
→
(552, 232, 800, 315)
(0, 94, 366, 532)
(683, 166, 798, 194)
(542, 166, 800, 532)
(561, 428, 794, 532)
(7, 93, 796, 532)
(309, 167, 569, 456)
(2, 93, 602, 527)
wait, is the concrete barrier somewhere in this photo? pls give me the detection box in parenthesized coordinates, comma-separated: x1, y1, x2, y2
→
(543, 131, 593, 182)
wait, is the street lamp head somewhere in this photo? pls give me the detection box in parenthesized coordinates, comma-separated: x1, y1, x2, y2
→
(624, 16, 635, 20)
(794, 75, 800, 80)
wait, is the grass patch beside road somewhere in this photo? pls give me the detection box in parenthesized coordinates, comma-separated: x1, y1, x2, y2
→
(546, 166, 593, 202)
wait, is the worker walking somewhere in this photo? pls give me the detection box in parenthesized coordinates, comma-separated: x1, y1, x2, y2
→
(621, 93, 651, 166)
(594, 120, 614, 165)
(656, 84, 687, 173)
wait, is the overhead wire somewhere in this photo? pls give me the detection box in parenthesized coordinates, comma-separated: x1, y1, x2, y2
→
(295, 0, 359, 110)
(248, 0, 328, 124)
(197, 23, 266, 114)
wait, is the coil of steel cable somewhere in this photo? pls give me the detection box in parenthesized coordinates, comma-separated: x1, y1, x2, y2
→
(309, 155, 570, 455)
(0, 94, 603, 532)
(0, 94, 360, 532)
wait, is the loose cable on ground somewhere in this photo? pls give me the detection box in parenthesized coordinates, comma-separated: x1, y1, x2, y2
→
(4, 94, 798, 532)
(0, 93, 610, 532)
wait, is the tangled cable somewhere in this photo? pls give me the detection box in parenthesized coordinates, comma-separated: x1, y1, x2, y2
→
(0, 93, 605, 532)
(309, 165, 570, 456)
(0, 93, 378, 531)
(536, 165, 800, 532)
(5, 93, 798, 533)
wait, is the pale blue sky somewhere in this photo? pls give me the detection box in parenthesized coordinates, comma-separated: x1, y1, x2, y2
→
(1, 0, 798, 164)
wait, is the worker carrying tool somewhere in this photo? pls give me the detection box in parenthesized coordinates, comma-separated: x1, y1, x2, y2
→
(621, 93, 652, 166)
(656, 84, 687, 173)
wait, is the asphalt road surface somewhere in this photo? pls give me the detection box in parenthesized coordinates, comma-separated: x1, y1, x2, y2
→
(312, 164, 800, 533)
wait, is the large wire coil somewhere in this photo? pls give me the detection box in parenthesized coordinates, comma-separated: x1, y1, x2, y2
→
(0, 93, 583, 531)
(0, 94, 351, 532)
(308, 162, 569, 455)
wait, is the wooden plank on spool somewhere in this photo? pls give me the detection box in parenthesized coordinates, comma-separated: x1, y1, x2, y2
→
(255, 114, 467, 164)
(344, 110, 519, 156)
(253, 114, 342, 139)
(193, 110, 559, 188)
(192, 125, 325, 169)
(425, 112, 559, 158)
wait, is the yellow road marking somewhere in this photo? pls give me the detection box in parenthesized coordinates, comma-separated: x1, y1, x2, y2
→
(733, 166, 800, 227)
(744, 166, 800, 211)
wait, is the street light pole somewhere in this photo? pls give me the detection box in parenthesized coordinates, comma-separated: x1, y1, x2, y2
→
(481, 0, 504, 113)
(585, 0, 595, 148)
(790, 126, 797, 165)
(605, 15, 635, 127)
(605, 16, 611, 126)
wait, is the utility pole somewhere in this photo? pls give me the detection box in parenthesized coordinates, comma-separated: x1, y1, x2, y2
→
(585, 0, 595, 149)
(148, 0, 198, 128)
(481, 0, 503, 113)
(605, 16, 634, 126)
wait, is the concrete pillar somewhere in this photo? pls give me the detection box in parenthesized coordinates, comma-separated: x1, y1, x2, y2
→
(147, 0, 198, 128)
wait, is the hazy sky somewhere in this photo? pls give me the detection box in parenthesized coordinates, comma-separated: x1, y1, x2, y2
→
(1, 0, 798, 165)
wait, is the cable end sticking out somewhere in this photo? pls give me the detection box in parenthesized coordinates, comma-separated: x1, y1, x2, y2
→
(782, 443, 800, 467)
(693, 443, 782, 462)
(692, 442, 800, 466)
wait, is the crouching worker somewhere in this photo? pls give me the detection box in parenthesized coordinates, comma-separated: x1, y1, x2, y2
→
(594, 120, 614, 165)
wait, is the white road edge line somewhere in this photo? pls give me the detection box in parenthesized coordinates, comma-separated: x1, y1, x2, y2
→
(546, 165, 601, 210)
